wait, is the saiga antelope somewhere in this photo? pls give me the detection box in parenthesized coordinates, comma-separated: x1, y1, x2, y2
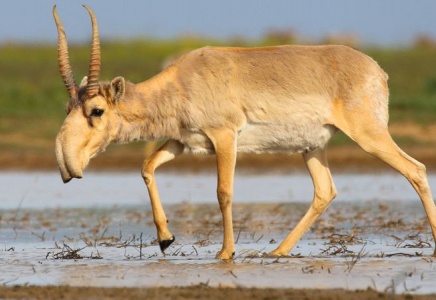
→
(53, 5, 436, 259)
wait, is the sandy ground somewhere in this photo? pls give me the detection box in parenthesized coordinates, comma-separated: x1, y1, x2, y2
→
(1, 285, 435, 300)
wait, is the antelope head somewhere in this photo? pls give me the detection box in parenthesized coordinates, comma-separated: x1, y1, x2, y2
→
(53, 5, 126, 183)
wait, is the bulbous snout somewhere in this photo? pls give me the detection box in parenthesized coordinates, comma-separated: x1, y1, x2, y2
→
(55, 126, 85, 184)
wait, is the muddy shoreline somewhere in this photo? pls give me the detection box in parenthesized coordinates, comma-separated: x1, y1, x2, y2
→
(0, 285, 433, 300)
(2, 145, 436, 173)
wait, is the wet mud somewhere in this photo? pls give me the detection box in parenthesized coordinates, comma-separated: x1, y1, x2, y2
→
(1, 285, 434, 300)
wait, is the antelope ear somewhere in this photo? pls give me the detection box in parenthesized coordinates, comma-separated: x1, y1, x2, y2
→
(80, 76, 88, 88)
(110, 76, 125, 104)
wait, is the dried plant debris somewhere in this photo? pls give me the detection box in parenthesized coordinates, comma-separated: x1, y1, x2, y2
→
(97, 233, 155, 250)
(324, 233, 366, 245)
(320, 233, 366, 257)
(320, 242, 354, 256)
(194, 239, 214, 247)
(46, 244, 102, 260)
(395, 232, 432, 249)
(385, 252, 423, 258)
(345, 244, 368, 273)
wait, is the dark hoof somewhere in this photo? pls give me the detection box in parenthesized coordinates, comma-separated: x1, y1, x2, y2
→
(159, 236, 175, 253)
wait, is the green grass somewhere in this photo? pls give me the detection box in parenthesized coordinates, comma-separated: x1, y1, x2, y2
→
(328, 132, 353, 147)
(365, 48, 436, 124)
(1, 39, 436, 151)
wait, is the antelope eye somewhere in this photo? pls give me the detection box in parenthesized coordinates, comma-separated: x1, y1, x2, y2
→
(91, 108, 104, 117)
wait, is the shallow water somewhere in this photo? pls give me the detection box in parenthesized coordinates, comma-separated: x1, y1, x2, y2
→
(0, 171, 435, 294)
(1, 171, 435, 209)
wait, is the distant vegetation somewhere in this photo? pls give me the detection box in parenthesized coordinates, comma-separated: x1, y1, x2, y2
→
(1, 38, 436, 152)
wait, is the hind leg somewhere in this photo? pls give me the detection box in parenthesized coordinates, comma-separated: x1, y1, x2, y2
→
(341, 125, 436, 256)
(269, 148, 337, 257)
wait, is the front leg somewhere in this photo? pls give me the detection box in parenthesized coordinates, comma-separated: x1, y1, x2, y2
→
(204, 128, 237, 260)
(141, 140, 184, 253)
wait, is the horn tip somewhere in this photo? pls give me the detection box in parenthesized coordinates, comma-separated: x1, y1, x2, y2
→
(82, 4, 95, 15)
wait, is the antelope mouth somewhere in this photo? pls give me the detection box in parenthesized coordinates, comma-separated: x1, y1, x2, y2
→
(61, 170, 83, 184)
(59, 152, 85, 183)
(58, 160, 84, 184)
(63, 177, 73, 184)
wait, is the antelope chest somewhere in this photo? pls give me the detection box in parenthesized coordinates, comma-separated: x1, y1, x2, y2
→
(179, 123, 336, 155)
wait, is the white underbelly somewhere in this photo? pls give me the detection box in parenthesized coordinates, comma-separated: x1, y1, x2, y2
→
(180, 123, 337, 155)
(237, 123, 336, 153)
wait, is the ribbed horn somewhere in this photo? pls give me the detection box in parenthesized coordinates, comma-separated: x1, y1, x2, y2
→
(83, 5, 101, 97)
(53, 5, 78, 98)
